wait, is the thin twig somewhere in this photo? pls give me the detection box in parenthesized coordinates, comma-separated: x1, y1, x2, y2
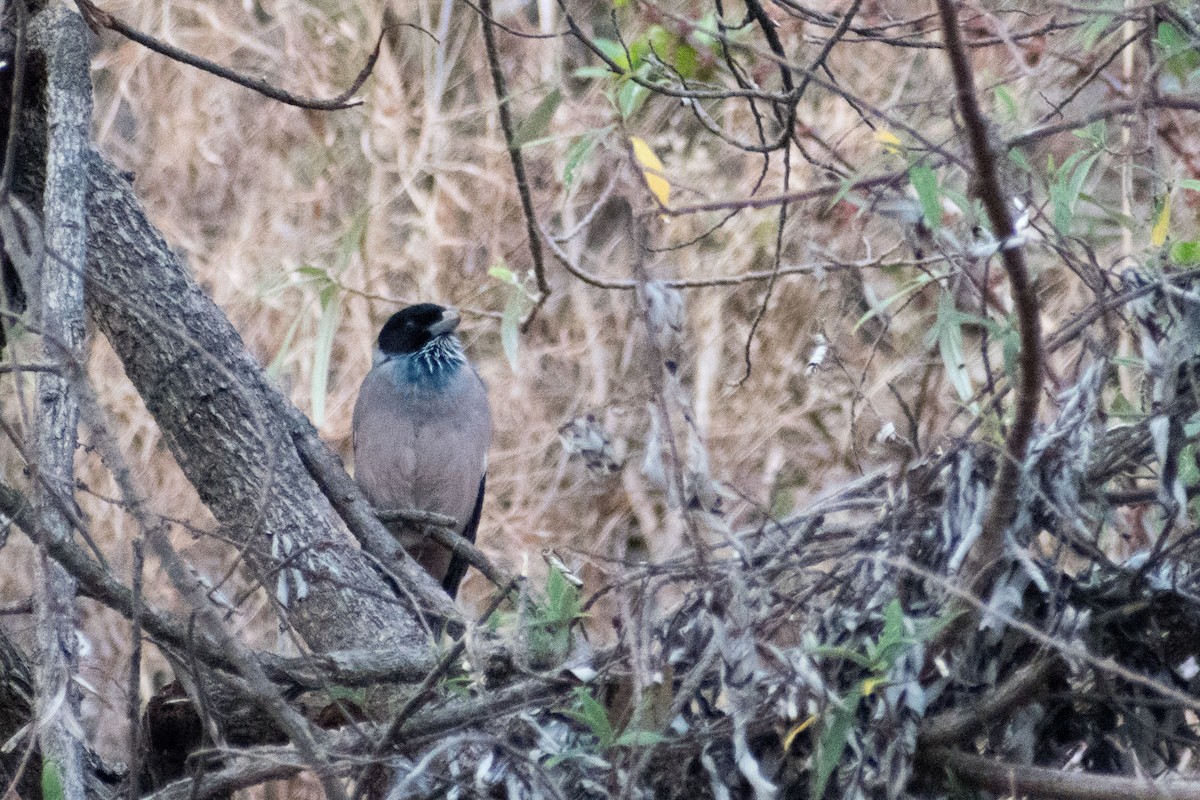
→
(75, 0, 383, 110)
(477, 0, 550, 328)
(126, 537, 145, 800)
(1008, 96, 1200, 149)
(919, 655, 1060, 747)
(0, 0, 29, 202)
(353, 578, 519, 800)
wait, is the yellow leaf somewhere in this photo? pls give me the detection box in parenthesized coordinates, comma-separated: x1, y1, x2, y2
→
(1152, 193, 1171, 247)
(861, 676, 886, 696)
(644, 174, 670, 207)
(783, 715, 819, 752)
(631, 136, 670, 207)
(630, 136, 663, 171)
(875, 129, 903, 154)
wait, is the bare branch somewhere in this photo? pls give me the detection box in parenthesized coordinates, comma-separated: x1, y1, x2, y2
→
(919, 656, 1061, 747)
(476, 0, 550, 327)
(353, 578, 518, 798)
(74, 0, 383, 110)
(935, 0, 1043, 598)
(376, 507, 518, 592)
(1008, 96, 1200, 149)
(919, 746, 1200, 800)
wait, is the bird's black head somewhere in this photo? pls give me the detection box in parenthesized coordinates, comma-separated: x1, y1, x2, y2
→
(377, 303, 461, 356)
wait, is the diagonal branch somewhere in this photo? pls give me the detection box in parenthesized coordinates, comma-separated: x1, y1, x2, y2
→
(0, 479, 438, 687)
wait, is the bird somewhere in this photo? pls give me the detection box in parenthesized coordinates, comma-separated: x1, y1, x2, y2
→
(351, 303, 491, 598)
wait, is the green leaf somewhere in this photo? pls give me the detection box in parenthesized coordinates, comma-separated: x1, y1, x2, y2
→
(545, 565, 582, 625)
(615, 729, 668, 747)
(674, 44, 699, 79)
(1157, 22, 1200, 84)
(617, 77, 649, 119)
(1051, 149, 1101, 233)
(993, 85, 1017, 120)
(868, 600, 915, 668)
(296, 265, 329, 279)
(811, 683, 864, 799)
(573, 65, 617, 79)
(691, 13, 721, 51)
(1109, 391, 1136, 418)
(1158, 21, 1188, 55)
(825, 176, 859, 214)
(809, 644, 874, 669)
(1001, 321, 1020, 377)
(512, 88, 563, 148)
(42, 759, 64, 800)
(311, 292, 340, 427)
(1179, 178, 1200, 193)
(1180, 444, 1200, 487)
(1171, 241, 1200, 265)
(594, 38, 631, 71)
(568, 687, 615, 748)
(931, 291, 974, 405)
(564, 131, 602, 189)
(488, 263, 517, 284)
(1072, 120, 1107, 148)
(646, 25, 672, 57)
(1079, 13, 1114, 50)
(908, 164, 941, 231)
(853, 271, 937, 333)
(627, 38, 650, 69)
(492, 259, 537, 372)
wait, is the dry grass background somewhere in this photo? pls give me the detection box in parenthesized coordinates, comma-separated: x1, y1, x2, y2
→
(0, 0, 1182, 771)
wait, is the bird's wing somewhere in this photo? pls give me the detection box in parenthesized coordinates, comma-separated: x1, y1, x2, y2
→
(441, 472, 482, 597)
(442, 474, 485, 598)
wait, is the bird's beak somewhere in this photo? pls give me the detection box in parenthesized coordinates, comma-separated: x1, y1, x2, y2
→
(428, 307, 461, 336)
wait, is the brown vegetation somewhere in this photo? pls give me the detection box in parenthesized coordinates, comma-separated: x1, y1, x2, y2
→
(4, 0, 1200, 798)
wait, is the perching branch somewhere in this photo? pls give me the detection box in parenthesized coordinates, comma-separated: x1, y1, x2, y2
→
(376, 507, 518, 592)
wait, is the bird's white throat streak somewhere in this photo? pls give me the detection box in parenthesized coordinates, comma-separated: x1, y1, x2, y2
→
(415, 335, 466, 377)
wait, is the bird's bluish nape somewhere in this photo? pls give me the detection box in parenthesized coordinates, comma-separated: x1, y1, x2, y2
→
(352, 303, 491, 599)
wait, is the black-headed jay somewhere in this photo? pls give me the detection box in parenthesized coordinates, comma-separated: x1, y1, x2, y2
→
(352, 303, 491, 598)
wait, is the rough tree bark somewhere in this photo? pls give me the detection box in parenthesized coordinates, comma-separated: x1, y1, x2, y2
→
(29, 8, 89, 800)
(0, 6, 467, 793)
(14, 6, 460, 657)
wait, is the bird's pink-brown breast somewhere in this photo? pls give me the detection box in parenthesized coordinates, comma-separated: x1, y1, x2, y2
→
(351, 363, 490, 584)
